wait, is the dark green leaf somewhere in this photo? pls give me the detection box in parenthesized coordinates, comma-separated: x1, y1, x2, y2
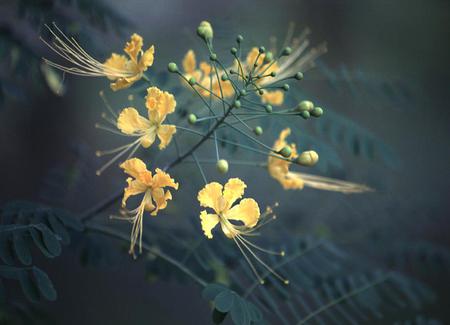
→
(0, 235, 15, 265)
(230, 297, 249, 325)
(212, 308, 228, 324)
(202, 283, 228, 300)
(29, 228, 55, 258)
(19, 270, 39, 303)
(32, 267, 57, 301)
(48, 214, 70, 245)
(12, 230, 32, 265)
(34, 224, 61, 256)
(215, 290, 235, 313)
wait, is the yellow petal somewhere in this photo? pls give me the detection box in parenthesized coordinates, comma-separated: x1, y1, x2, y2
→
(117, 107, 150, 134)
(223, 178, 246, 209)
(120, 158, 149, 179)
(122, 178, 147, 207)
(197, 182, 223, 212)
(150, 187, 171, 216)
(200, 210, 220, 239)
(103, 53, 129, 80)
(152, 168, 179, 189)
(124, 33, 143, 62)
(261, 90, 284, 106)
(140, 131, 156, 148)
(199, 62, 212, 76)
(182, 50, 196, 74)
(139, 45, 155, 71)
(110, 74, 141, 91)
(225, 198, 260, 228)
(145, 86, 162, 110)
(157, 124, 176, 150)
(145, 87, 176, 123)
(246, 47, 262, 67)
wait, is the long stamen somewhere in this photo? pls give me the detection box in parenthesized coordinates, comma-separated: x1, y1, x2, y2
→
(96, 138, 141, 175)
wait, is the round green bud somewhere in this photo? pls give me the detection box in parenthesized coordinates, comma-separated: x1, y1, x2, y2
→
(258, 89, 264, 95)
(167, 62, 178, 73)
(263, 51, 273, 64)
(209, 53, 217, 61)
(188, 113, 197, 124)
(296, 150, 319, 167)
(300, 110, 310, 119)
(282, 47, 292, 56)
(188, 77, 196, 85)
(279, 146, 292, 158)
(294, 72, 304, 80)
(197, 21, 213, 41)
(270, 71, 277, 77)
(259, 46, 266, 54)
(282, 84, 290, 91)
(265, 104, 273, 113)
(229, 69, 236, 74)
(297, 100, 314, 112)
(221, 74, 229, 81)
(230, 47, 238, 55)
(233, 100, 241, 109)
(254, 126, 263, 136)
(216, 159, 229, 174)
(239, 89, 247, 97)
(236, 35, 244, 43)
(310, 107, 323, 118)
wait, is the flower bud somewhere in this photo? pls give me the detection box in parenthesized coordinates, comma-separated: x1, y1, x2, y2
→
(279, 146, 292, 158)
(281, 47, 292, 56)
(263, 51, 273, 64)
(270, 71, 277, 77)
(258, 89, 264, 95)
(188, 77, 196, 85)
(297, 100, 314, 112)
(168, 62, 178, 73)
(239, 89, 247, 97)
(265, 104, 273, 113)
(236, 35, 244, 43)
(294, 72, 304, 80)
(259, 46, 266, 54)
(310, 107, 324, 118)
(282, 84, 290, 91)
(209, 53, 217, 61)
(216, 159, 229, 174)
(188, 113, 197, 124)
(300, 111, 310, 119)
(296, 150, 319, 167)
(254, 126, 263, 136)
(221, 74, 229, 81)
(233, 100, 241, 109)
(230, 47, 238, 55)
(197, 21, 214, 41)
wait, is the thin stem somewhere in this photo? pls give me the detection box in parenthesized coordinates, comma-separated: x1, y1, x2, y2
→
(191, 152, 208, 184)
(86, 223, 207, 287)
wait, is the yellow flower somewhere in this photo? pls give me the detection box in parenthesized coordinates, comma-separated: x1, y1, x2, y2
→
(42, 24, 154, 91)
(95, 86, 176, 176)
(268, 128, 373, 193)
(118, 158, 179, 256)
(197, 178, 288, 284)
(181, 50, 234, 99)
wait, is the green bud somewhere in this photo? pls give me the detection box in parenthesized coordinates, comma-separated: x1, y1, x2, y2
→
(233, 100, 241, 108)
(254, 126, 263, 136)
(282, 84, 290, 91)
(265, 104, 273, 113)
(310, 107, 323, 117)
(216, 159, 229, 174)
(270, 71, 277, 77)
(282, 47, 292, 56)
(197, 21, 213, 41)
(297, 100, 314, 112)
(209, 53, 217, 61)
(221, 74, 229, 81)
(236, 35, 244, 43)
(263, 51, 273, 64)
(188, 113, 197, 124)
(188, 77, 196, 85)
(300, 111, 310, 119)
(259, 46, 266, 53)
(239, 89, 247, 97)
(295, 72, 304, 80)
(229, 69, 236, 74)
(279, 146, 292, 158)
(258, 89, 264, 95)
(296, 150, 319, 167)
(230, 47, 238, 55)
(167, 62, 178, 73)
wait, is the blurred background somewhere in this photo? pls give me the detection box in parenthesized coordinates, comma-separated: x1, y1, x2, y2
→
(0, 0, 449, 324)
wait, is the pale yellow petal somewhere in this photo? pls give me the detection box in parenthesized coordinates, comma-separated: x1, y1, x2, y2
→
(110, 74, 141, 91)
(103, 53, 129, 80)
(145, 86, 162, 111)
(246, 47, 262, 67)
(224, 198, 260, 228)
(223, 178, 246, 209)
(182, 50, 196, 74)
(140, 130, 156, 148)
(122, 178, 147, 207)
(152, 168, 179, 189)
(150, 187, 171, 216)
(261, 90, 284, 106)
(157, 124, 176, 150)
(199, 62, 212, 76)
(197, 182, 223, 212)
(120, 158, 149, 179)
(200, 210, 220, 239)
(139, 45, 155, 71)
(124, 33, 143, 62)
(156, 91, 176, 121)
(145, 87, 176, 123)
(117, 107, 150, 135)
